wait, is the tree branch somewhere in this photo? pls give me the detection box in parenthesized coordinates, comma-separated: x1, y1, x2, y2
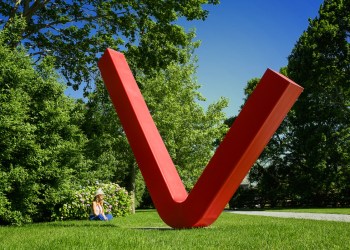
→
(24, 0, 30, 15)
(23, 0, 50, 23)
(22, 11, 127, 39)
(5, 0, 23, 28)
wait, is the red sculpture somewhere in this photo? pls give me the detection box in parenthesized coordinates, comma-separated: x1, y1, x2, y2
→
(98, 48, 303, 228)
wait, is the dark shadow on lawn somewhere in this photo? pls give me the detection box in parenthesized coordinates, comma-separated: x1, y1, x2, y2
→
(132, 227, 174, 231)
(48, 221, 120, 228)
(132, 226, 213, 231)
(134, 209, 157, 213)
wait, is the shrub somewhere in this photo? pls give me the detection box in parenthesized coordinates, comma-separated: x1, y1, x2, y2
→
(53, 182, 132, 221)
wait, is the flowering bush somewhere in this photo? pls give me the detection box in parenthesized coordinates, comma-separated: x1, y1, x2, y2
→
(53, 182, 132, 221)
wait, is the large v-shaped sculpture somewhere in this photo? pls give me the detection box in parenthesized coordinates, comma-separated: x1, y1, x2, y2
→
(98, 48, 303, 228)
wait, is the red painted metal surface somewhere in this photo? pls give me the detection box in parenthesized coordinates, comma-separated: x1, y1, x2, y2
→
(98, 48, 303, 228)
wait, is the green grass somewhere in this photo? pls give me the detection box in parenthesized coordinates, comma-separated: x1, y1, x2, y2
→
(264, 207, 350, 214)
(233, 207, 350, 215)
(1, 210, 349, 249)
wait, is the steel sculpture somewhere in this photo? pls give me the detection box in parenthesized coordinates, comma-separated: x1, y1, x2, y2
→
(98, 48, 303, 228)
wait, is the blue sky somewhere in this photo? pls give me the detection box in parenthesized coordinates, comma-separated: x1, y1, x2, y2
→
(183, 0, 324, 117)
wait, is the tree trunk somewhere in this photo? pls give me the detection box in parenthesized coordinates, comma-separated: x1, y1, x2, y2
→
(128, 161, 136, 214)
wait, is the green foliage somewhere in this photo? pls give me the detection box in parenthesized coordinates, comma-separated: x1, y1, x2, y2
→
(0, 39, 133, 224)
(81, 78, 137, 193)
(0, 33, 89, 225)
(286, 0, 350, 206)
(237, 0, 350, 208)
(53, 182, 132, 220)
(140, 61, 229, 190)
(243, 78, 260, 100)
(0, 0, 219, 90)
(1, 15, 26, 47)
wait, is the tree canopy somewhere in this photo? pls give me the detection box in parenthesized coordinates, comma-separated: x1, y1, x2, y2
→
(0, 0, 219, 90)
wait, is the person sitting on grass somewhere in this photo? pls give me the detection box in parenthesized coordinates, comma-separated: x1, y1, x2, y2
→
(89, 188, 113, 221)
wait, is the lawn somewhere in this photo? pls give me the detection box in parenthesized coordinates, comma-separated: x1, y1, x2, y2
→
(266, 207, 350, 214)
(0, 210, 349, 249)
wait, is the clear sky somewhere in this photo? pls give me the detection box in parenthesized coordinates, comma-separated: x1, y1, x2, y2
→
(183, 0, 324, 117)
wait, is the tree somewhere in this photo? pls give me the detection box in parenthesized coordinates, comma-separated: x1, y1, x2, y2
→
(286, 0, 350, 206)
(228, 73, 295, 208)
(238, 0, 350, 208)
(0, 0, 219, 90)
(140, 60, 229, 191)
(0, 33, 88, 225)
(81, 77, 137, 194)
